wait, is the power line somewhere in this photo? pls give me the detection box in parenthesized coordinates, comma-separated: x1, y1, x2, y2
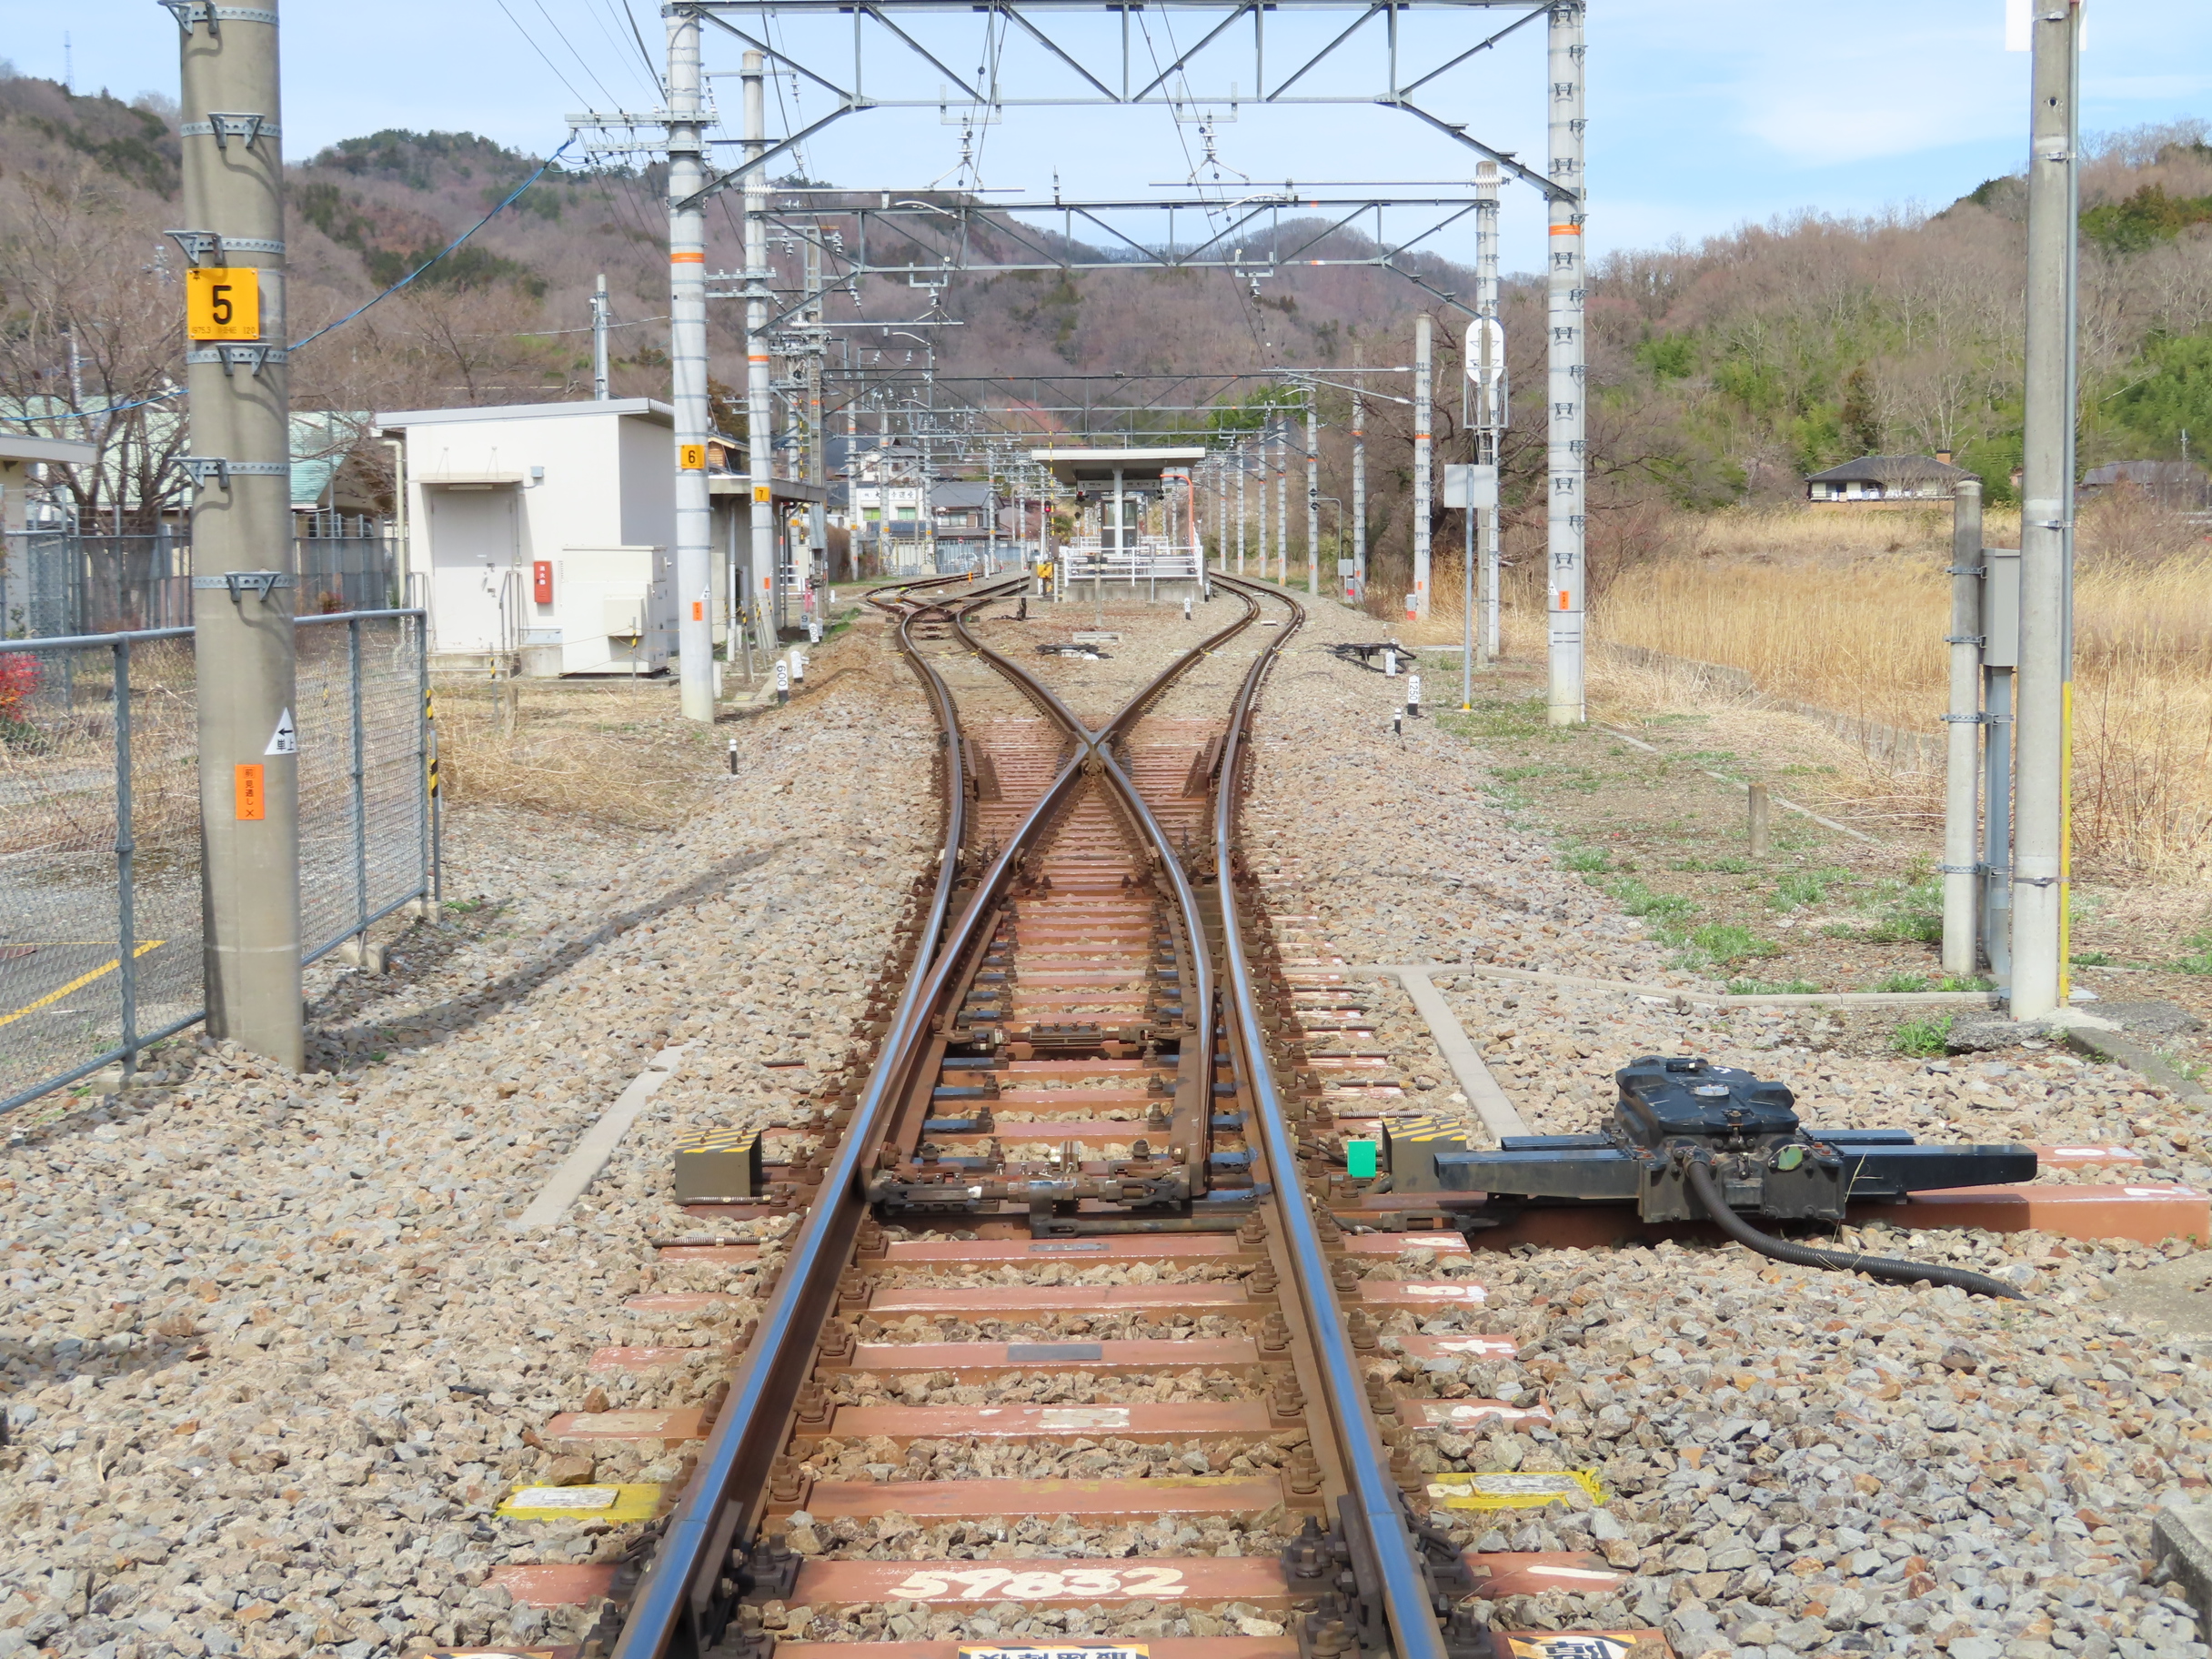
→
(492, 0, 589, 106)
(582, 0, 663, 103)
(530, 0, 623, 109)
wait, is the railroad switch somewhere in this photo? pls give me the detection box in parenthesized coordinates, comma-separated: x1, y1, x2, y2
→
(1385, 1056, 2036, 1225)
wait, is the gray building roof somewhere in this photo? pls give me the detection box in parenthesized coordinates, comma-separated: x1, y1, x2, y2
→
(1805, 454, 1966, 485)
(932, 481, 995, 510)
(2082, 459, 2207, 488)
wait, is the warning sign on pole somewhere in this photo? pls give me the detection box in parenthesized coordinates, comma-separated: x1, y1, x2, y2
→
(264, 708, 297, 756)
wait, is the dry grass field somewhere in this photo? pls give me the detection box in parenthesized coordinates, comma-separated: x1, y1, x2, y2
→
(1431, 498, 2212, 883)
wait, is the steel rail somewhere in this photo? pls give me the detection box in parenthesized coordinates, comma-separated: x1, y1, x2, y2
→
(612, 572, 1403, 1659)
(1211, 571, 1453, 1659)
(613, 578, 1030, 1659)
(947, 580, 1265, 1199)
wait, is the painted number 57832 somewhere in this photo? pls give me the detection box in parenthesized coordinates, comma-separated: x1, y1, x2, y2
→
(887, 1566, 1189, 1601)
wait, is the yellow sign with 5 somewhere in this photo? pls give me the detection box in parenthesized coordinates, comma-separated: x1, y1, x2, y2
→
(186, 267, 259, 341)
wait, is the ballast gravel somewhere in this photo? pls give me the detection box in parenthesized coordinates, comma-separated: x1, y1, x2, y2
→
(0, 627, 939, 1658)
(1239, 592, 2212, 1659)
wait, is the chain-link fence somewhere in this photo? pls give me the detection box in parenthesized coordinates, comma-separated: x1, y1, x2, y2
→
(2, 530, 401, 638)
(0, 610, 435, 1112)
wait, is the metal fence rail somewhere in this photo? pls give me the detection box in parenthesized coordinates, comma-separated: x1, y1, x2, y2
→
(0, 610, 435, 1113)
(2, 530, 400, 638)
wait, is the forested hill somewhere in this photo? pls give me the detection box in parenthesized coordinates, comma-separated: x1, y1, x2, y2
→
(4, 67, 2209, 527)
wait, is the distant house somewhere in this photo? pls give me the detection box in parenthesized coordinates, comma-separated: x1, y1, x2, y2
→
(2080, 459, 2210, 508)
(1805, 453, 1965, 506)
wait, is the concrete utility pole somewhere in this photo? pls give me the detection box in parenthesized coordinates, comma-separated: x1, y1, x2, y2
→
(1352, 366, 1367, 605)
(1230, 455, 1247, 579)
(591, 274, 611, 400)
(742, 53, 778, 662)
(1546, 0, 1588, 725)
(1256, 436, 1273, 584)
(176, 0, 301, 1071)
(2010, 0, 2082, 1021)
(1304, 391, 1320, 596)
(1411, 313, 1433, 618)
(1273, 422, 1289, 585)
(667, 11, 713, 721)
(1474, 160, 1503, 663)
(1943, 478, 1985, 978)
(1214, 460, 1225, 572)
(805, 236, 827, 600)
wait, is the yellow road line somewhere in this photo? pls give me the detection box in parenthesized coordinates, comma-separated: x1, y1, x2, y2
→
(0, 940, 166, 1030)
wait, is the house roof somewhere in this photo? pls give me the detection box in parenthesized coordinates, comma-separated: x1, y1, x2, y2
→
(375, 398, 674, 429)
(1805, 454, 1966, 485)
(932, 481, 994, 510)
(0, 432, 97, 467)
(2082, 459, 2207, 488)
(3, 407, 375, 511)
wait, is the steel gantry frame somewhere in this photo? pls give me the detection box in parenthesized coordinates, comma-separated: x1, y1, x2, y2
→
(672, 0, 1568, 206)
(575, 0, 1586, 723)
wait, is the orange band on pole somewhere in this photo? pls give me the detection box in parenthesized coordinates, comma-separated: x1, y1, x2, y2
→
(1549, 225, 1583, 236)
(670, 251, 706, 263)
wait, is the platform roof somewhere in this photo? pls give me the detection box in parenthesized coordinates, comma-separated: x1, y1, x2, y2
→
(1030, 447, 1206, 487)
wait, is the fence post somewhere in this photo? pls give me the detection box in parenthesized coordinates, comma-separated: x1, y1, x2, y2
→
(417, 616, 435, 915)
(114, 637, 137, 1079)
(349, 615, 369, 948)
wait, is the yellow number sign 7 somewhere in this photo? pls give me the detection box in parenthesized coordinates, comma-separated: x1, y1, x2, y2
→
(186, 267, 260, 341)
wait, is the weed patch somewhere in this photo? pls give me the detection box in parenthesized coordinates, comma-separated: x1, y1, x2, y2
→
(1681, 922, 1780, 968)
(1854, 874, 1945, 944)
(1893, 1012, 1956, 1056)
(1771, 866, 1851, 911)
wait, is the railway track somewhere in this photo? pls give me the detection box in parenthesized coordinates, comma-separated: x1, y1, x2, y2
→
(479, 578, 1652, 1659)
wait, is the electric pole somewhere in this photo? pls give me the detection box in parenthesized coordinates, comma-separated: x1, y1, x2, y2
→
(1352, 357, 1367, 606)
(175, 0, 302, 1071)
(1232, 450, 1243, 574)
(667, 12, 713, 720)
(1412, 313, 1433, 618)
(592, 274, 611, 400)
(1475, 160, 1503, 664)
(1546, 0, 1588, 725)
(742, 53, 778, 659)
(1304, 389, 1320, 597)
(2010, 0, 2082, 1021)
(805, 235, 827, 606)
(1256, 436, 1273, 584)
(1273, 420, 1288, 586)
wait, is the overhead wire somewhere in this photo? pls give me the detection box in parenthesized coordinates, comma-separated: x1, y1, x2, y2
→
(288, 140, 578, 353)
(584, 0, 664, 101)
(530, 0, 624, 109)
(491, 0, 591, 107)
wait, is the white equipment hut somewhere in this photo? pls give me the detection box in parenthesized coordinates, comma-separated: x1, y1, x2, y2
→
(379, 399, 751, 678)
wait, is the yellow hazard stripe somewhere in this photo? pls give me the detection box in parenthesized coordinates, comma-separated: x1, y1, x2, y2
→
(0, 940, 166, 1031)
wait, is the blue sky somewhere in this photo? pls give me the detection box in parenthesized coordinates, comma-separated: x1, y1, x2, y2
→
(8, 0, 2210, 275)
